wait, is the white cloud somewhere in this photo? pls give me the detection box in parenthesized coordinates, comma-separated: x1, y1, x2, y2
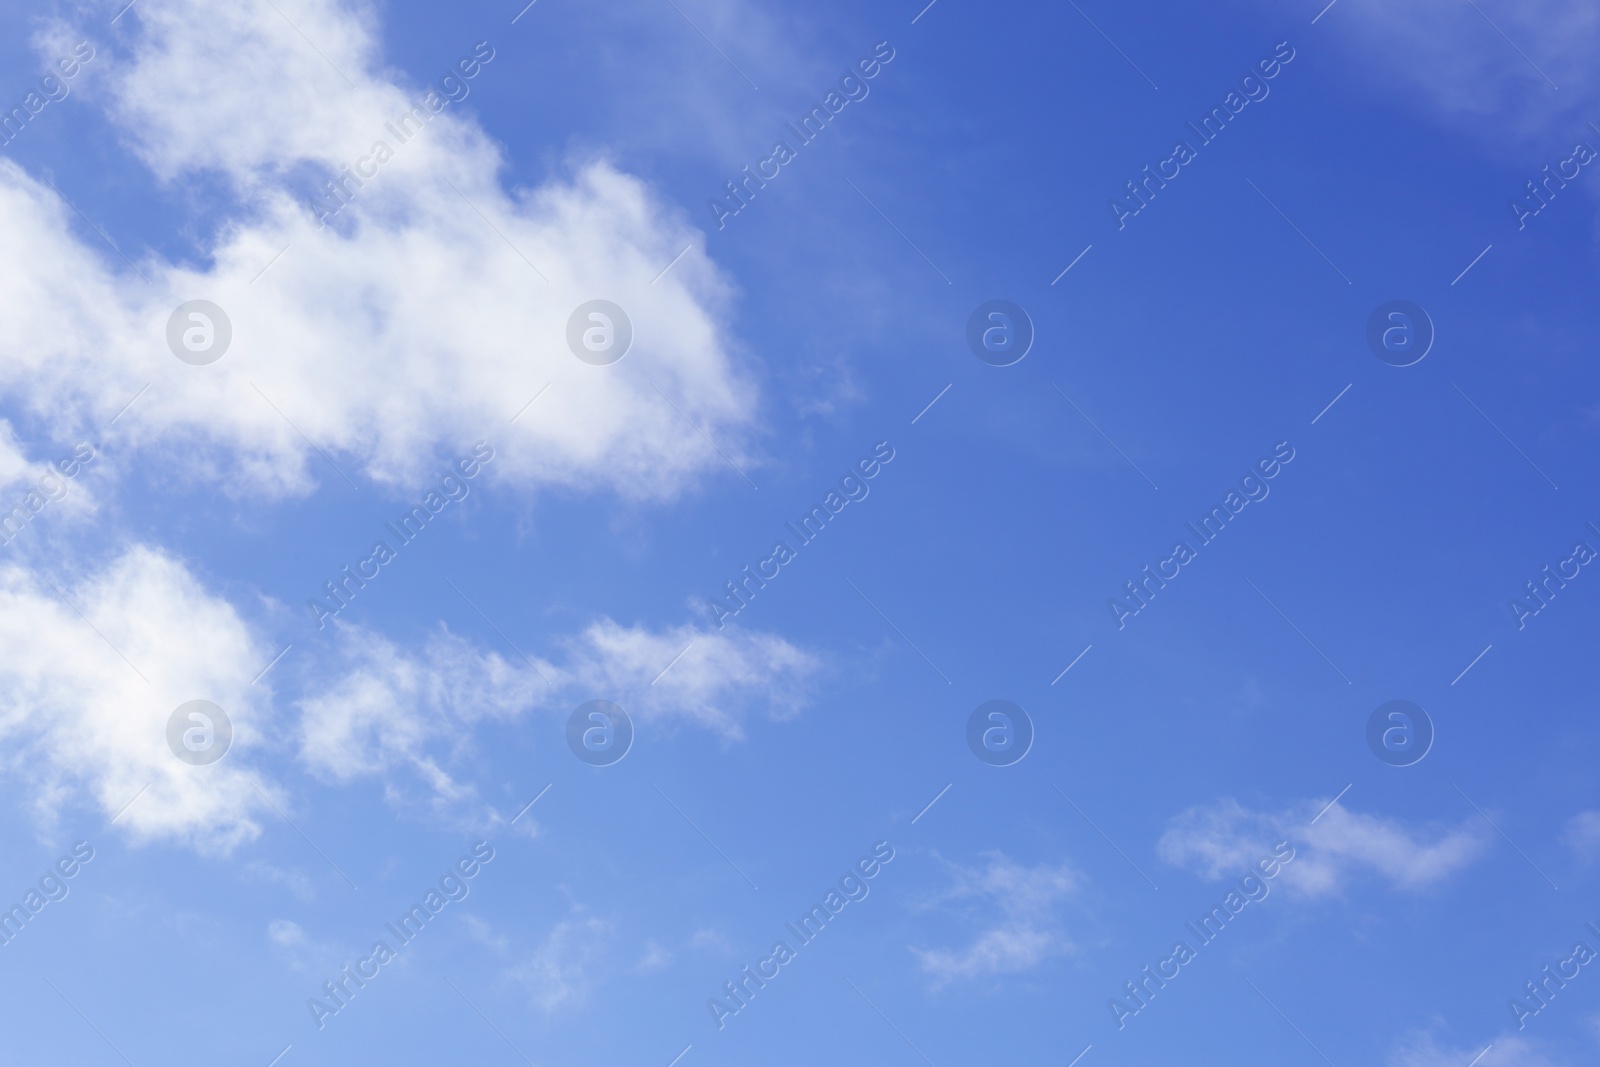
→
(911, 853, 1076, 985)
(1307, 0, 1599, 144)
(463, 913, 511, 956)
(296, 623, 537, 802)
(0, 420, 36, 490)
(0, 422, 98, 545)
(0, 544, 821, 845)
(244, 861, 318, 903)
(554, 617, 819, 739)
(1561, 810, 1600, 863)
(1157, 797, 1490, 896)
(509, 913, 612, 1013)
(0, 527, 816, 846)
(636, 939, 673, 973)
(296, 616, 819, 806)
(268, 918, 307, 947)
(0, 0, 831, 853)
(0, 546, 276, 850)
(1388, 1030, 1566, 1067)
(689, 927, 733, 954)
(104, 0, 398, 183)
(1, 0, 760, 503)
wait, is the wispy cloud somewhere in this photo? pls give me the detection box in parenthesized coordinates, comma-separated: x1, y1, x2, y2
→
(297, 615, 820, 812)
(1303, 0, 1596, 144)
(911, 853, 1077, 986)
(1388, 1029, 1567, 1067)
(1158, 797, 1490, 896)
(508, 913, 613, 1013)
(1561, 810, 1600, 864)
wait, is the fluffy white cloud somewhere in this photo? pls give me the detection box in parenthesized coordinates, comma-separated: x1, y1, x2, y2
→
(1157, 797, 1490, 896)
(0, 541, 819, 844)
(0, 546, 276, 850)
(0, 0, 820, 853)
(911, 853, 1076, 985)
(1, 0, 759, 502)
(103, 0, 399, 182)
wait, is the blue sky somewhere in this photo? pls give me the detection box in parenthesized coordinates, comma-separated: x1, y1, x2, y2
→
(0, 0, 1598, 1064)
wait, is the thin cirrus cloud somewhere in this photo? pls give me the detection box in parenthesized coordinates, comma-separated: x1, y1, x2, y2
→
(468, 907, 615, 1016)
(1, 0, 758, 500)
(1156, 796, 1491, 896)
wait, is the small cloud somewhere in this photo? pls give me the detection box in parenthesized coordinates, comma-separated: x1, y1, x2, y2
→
(689, 928, 732, 954)
(1157, 796, 1489, 897)
(243, 861, 317, 903)
(267, 919, 305, 947)
(297, 617, 821, 812)
(508, 913, 612, 1013)
(462, 914, 510, 956)
(636, 939, 673, 973)
(1266, 0, 1600, 148)
(1561, 811, 1600, 863)
(1388, 1029, 1564, 1067)
(910, 853, 1076, 987)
